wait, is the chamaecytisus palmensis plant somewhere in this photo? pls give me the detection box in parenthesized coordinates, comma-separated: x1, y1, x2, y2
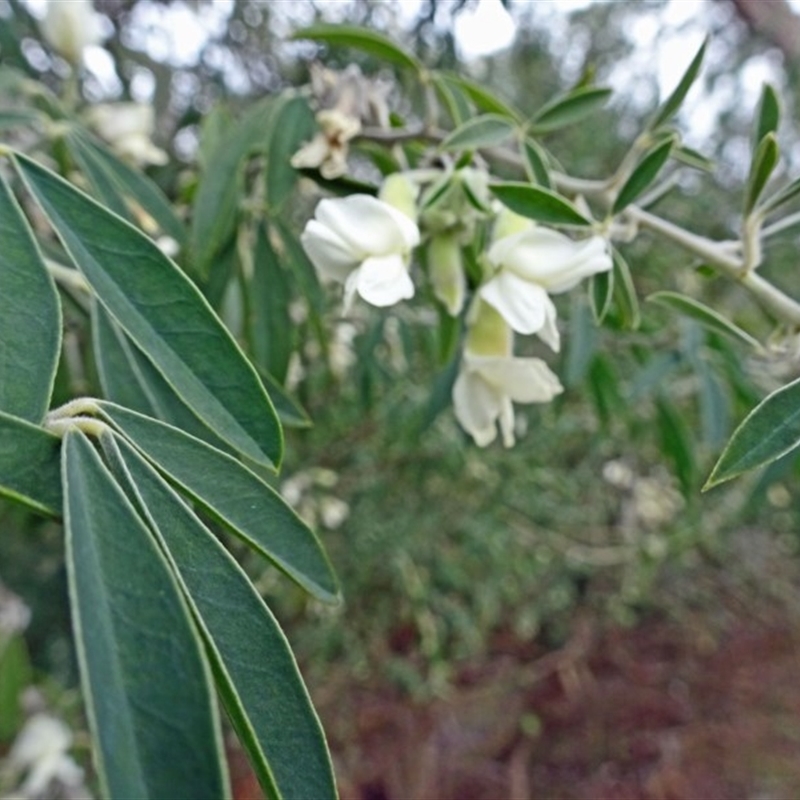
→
(3, 10, 800, 799)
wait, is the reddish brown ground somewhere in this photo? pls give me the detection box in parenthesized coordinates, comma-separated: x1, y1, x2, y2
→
(231, 600, 800, 800)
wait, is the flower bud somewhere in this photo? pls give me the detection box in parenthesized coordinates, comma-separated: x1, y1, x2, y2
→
(428, 233, 466, 316)
(39, 0, 104, 65)
(379, 173, 419, 222)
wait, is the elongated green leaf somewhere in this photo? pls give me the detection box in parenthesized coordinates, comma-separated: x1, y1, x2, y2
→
(431, 73, 471, 126)
(490, 182, 592, 226)
(521, 137, 551, 188)
(62, 430, 228, 800)
(705, 375, 800, 488)
(612, 137, 675, 214)
(611, 249, 640, 330)
(0, 410, 61, 516)
(67, 131, 186, 245)
(440, 114, 516, 151)
(265, 96, 315, 212)
(98, 403, 337, 602)
(92, 301, 237, 452)
(646, 291, 761, 350)
(191, 99, 276, 276)
(762, 174, 800, 215)
(0, 173, 61, 422)
(92, 300, 158, 416)
(755, 83, 780, 148)
(590, 267, 614, 324)
(439, 73, 521, 120)
(745, 132, 779, 214)
(260, 369, 311, 429)
(250, 224, 293, 384)
(530, 86, 612, 134)
(104, 434, 336, 800)
(656, 395, 696, 495)
(292, 24, 421, 71)
(673, 144, 714, 172)
(15, 154, 283, 468)
(0, 109, 44, 130)
(649, 38, 707, 130)
(66, 133, 131, 220)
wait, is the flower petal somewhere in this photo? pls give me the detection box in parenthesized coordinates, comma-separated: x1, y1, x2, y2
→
(356, 254, 415, 307)
(469, 356, 564, 403)
(300, 219, 359, 283)
(479, 271, 551, 336)
(452, 370, 501, 447)
(315, 195, 419, 258)
(489, 228, 611, 292)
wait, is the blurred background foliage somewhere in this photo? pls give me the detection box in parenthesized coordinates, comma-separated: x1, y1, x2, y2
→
(4, 0, 800, 794)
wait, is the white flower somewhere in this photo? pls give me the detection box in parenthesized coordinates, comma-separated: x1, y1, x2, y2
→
(291, 109, 361, 179)
(5, 713, 86, 798)
(453, 301, 563, 447)
(300, 194, 419, 312)
(39, 0, 104, 65)
(86, 103, 168, 167)
(480, 221, 612, 351)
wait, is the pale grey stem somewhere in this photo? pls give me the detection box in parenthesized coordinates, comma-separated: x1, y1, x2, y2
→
(627, 205, 800, 327)
(46, 259, 90, 292)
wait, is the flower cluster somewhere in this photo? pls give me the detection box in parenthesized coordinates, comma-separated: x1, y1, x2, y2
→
(299, 171, 612, 447)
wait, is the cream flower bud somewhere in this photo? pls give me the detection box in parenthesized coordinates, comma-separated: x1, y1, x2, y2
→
(86, 103, 168, 166)
(300, 194, 420, 312)
(39, 0, 104, 65)
(427, 233, 466, 316)
(453, 301, 563, 447)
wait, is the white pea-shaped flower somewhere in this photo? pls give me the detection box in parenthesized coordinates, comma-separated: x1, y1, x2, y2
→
(453, 301, 563, 448)
(480, 219, 612, 351)
(39, 0, 104, 65)
(300, 194, 420, 312)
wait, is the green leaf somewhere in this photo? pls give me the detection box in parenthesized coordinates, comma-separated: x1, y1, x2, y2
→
(431, 73, 472, 126)
(590, 267, 614, 324)
(0, 410, 61, 516)
(761, 174, 800, 215)
(0, 109, 44, 130)
(705, 375, 800, 488)
(259, 369, 311, 429)
(0, 173, 61, 422)
(755, 83, 780, 148)
(744, 132, 779, 214)
(530, 86, 612, 134)
(98, 403, 338, 603)
(656, 395, 696, 495)
(438, 73, 521, 120)
(648, 38, 707, 130)
(191, 99, 276, 277)
(249, 224, 293, 384)
(92, 301, 237, 451)
(15, 154, 283, 469)
(62, 430, 229, 800)
(646, 291, 762, 350)
(520, 137, 551, 188)
(672, 144, 714, 172)
(440, 114, 516, 151)
(67, 131, 186, 246)
(265, 95, 315, 212)
(292, 24, 422, 72)
(611, 249, 640, 330)
(104, 433, 337, 800)
(612, 136, 675, 214)
(490, 182, 592, 226)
